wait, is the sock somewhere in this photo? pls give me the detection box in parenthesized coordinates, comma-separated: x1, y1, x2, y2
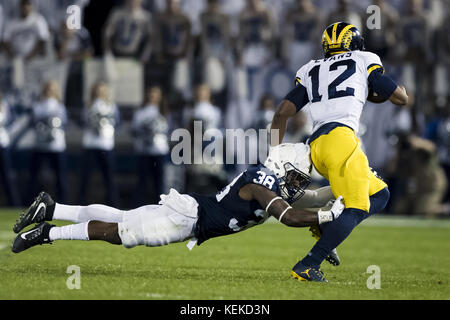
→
(301, 208, 366, 267)
(49, 222, 90, 241)
(53, 203, 124, 223)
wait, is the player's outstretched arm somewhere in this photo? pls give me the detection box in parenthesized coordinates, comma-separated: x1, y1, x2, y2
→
(242, 184, 343, 227)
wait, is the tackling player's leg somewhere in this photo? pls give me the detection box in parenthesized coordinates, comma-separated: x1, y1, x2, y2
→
(12, 220, 120, 253)
(13, 191, 126, 235)
(11, 191, 197, 253)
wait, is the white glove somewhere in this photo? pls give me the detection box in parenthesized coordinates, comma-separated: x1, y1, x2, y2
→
(318, 196, 345, 224)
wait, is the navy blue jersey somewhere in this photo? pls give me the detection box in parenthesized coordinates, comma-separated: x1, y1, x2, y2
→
(191, 164, 280, 245)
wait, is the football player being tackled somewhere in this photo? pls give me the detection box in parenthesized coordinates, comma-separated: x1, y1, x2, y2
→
(270, 22, 409, 282)
(12, 143, 344, 277)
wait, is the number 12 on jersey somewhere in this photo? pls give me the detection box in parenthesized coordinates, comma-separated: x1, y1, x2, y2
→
(308, 59, 356, 102)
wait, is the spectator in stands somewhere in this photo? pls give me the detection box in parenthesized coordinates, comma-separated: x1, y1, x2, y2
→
(54, 21, 93, 61)
(188, 84, 222, 131)
(426, 101, 450, 206)
(154, 0, 192, 62)
(2, 0, 50, 61)
(54, 21, 94, 109)
(153, 0, 192, 98)
(362, 0, 399, 62)
(249, 93, 275, 164)
(131, 85, 169, 205)
(103, 0, 153, 62)
(29, 80, 68, 203)
(238, 0, 277, 68)
(251, 93, 275, 131)
(435, 7, 450, 66)
(282, 0, 322, 72)
(326, 0, 363, 31)
(198, 0, 231, 107)
(199, 0, 231, 62)
(79, 81, 120, 206)
(184, 84, 225, 194)
(33, 0, 90, 33)
(396, 0, 430, 111)
(397, 0, 429, 64)
(391, 134, 447, 217)
(0, 92, 20, 206)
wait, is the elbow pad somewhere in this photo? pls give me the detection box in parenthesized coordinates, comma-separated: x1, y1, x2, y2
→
(368, 70, 397, 99)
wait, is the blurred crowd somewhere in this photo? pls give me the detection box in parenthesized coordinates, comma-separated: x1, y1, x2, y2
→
(0, 0, 448, 217)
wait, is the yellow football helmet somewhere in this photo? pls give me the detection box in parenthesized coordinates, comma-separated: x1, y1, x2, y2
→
(321, 22, 365, 58)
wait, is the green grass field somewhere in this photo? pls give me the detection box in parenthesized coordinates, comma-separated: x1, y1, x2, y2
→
(0, 209, 449, 300)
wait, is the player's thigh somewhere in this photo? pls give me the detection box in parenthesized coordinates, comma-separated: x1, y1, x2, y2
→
(310, 127, 359, 177)
(328, 148, 371, 211)
(118, 204, 195, 248)
(316, 129, 371, 211)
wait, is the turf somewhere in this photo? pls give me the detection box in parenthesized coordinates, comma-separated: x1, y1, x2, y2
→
(0, 210, 449, 300)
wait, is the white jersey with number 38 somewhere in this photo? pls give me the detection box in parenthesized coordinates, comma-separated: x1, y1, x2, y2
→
(295, 50, 384, 134)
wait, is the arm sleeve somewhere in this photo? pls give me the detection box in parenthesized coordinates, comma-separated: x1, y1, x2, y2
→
(362, 51, 397, 99)
(368, 69, 398, 99)
(284, 83, 310, 112)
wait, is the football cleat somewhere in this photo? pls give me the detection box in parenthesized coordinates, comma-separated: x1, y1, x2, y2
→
(325, 248, 341, 266)
(309, 226, 341, 266)
(13, 192, 55, 234)
(11, 222, 54, 253)
(291, 261, 328, 283)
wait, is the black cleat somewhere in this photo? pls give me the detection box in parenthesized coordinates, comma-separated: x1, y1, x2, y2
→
(11, 222, 54, 253)
(325, 248, 341, 266)
(13, 192, 54, 234)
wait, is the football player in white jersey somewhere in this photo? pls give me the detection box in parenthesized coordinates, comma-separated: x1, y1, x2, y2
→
(270, 22, 409, 281)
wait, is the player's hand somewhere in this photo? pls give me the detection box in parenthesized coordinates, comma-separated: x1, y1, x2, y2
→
(318, 196, 344, 224)
(330, 196, 345, 220)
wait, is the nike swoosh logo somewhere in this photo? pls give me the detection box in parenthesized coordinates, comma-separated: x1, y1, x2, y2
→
(21, 228, 37, 240)
(32, 202, 46, 221)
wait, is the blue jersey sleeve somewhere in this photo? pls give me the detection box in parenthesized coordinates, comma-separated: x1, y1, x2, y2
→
(284, 83, 309, 112)
(368, 69, 397, 99)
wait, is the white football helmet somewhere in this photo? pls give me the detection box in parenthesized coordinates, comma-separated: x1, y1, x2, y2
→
(264, 143, 312, 203)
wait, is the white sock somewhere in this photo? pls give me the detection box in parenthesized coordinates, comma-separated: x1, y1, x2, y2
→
(49, 222, 90, 241)
(53, 203, 124, 223)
